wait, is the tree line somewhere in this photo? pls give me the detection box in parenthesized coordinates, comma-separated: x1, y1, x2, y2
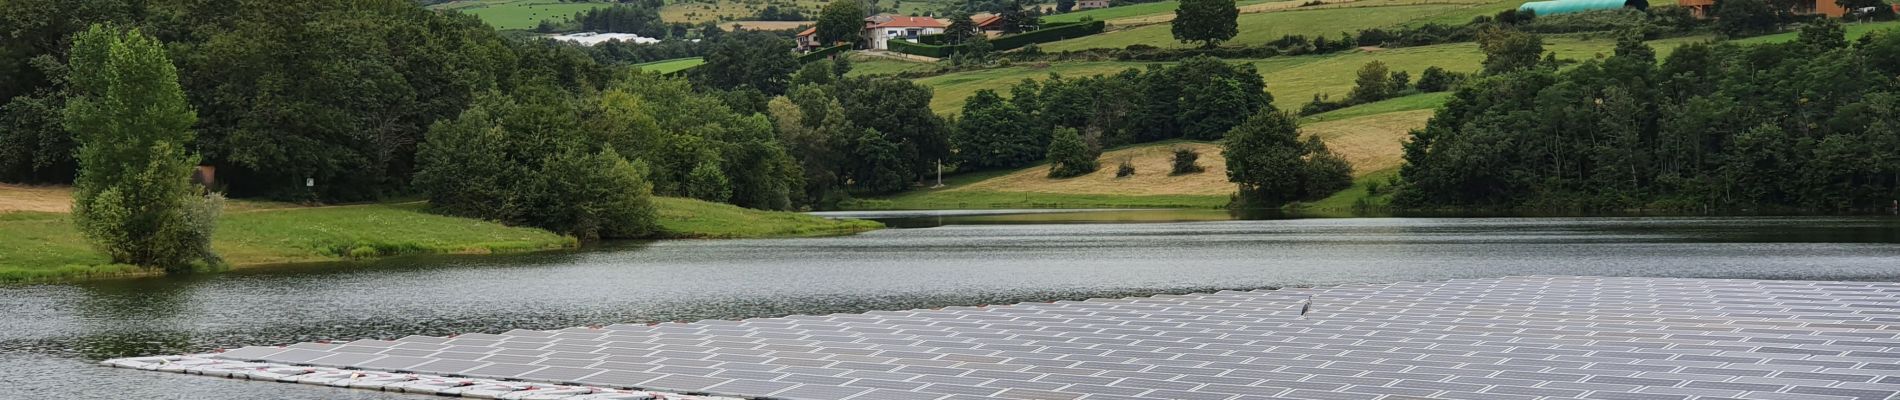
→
(1395, 23, 1900, 211)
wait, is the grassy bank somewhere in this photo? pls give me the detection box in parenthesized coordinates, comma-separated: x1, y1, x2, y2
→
(0, 203, 574, 282)
(654, 197, 882, 238)
(0, 192, 879, 282)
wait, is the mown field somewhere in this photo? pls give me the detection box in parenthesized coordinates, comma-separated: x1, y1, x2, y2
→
(636, 57, 706, 73)
(0, 186, 879, 282)
(433, 0, 616, 30)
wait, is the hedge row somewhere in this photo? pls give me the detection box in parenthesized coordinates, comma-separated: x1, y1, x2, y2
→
(917, 21, 1082, 45)
(798, 44, 850, 62)
(888, 20, 1105, 58)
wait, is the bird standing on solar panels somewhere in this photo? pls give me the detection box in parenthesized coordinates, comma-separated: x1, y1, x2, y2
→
(1300, 294, 1313, 319)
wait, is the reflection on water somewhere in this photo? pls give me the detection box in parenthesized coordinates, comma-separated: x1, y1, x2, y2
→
(4, 214, 1900, 398)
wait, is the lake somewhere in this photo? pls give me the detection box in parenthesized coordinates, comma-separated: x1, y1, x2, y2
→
(5, 213, 1900, 398)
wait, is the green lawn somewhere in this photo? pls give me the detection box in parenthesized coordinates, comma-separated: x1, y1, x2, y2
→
(1041, 4, 1467, 51)
(653, 197, 882, 238)
(843, 191, 1231, 210)
(0, 203, 572, 282)
(1, 196, 879, 282)
(635, 57, 705, 74)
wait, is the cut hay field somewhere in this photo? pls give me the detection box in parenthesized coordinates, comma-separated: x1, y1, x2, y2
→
(845, 98, 1433, 210)
(437, 0, 615, 30)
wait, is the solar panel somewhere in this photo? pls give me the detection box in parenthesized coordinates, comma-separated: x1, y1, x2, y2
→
(105, 277, 1900, 400)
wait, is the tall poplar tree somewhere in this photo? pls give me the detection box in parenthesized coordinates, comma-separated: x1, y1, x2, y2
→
(66, 24, 221, 272)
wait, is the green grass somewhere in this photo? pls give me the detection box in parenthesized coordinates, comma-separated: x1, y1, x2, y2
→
(1302, 92, 1451, 124)
(635, 57, 705, 74)
(843, 191, 1230, 210)
(652, 197, 881, 238)
(1, 197, 880, 282)
(0, 204, 573, 282)
(1041, 4, 1467, 51)
(1294, 166, 1399, 216)
(448, 1, 617, 31)
(921, 34, 1719, 113)
(1044, 1, 1193, 23)
(1731, 20, 1900, 45)
(845, 54, 938, 76)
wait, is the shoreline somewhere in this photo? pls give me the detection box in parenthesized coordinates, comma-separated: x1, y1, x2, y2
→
(0, 196, 882, 284)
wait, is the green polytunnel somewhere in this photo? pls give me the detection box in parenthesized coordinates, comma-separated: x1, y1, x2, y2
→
(1518, 0, 1630, 16)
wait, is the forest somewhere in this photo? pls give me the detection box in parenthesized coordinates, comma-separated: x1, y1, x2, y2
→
(1395, 22, 1900, 211)
(0, 0, 953, 242)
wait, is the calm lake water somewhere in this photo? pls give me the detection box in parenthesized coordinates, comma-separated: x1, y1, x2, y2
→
(5, 213, 1900, 398)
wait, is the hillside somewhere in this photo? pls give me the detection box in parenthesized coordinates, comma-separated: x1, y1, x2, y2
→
(846, 95, 1435, 210)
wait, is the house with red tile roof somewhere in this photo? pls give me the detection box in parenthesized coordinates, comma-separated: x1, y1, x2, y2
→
(864, 15, 947, 50)
(795, 27, 819, 50)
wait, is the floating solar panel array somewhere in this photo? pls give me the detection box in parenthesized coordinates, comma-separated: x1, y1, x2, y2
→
(105, 276, 1900, 400)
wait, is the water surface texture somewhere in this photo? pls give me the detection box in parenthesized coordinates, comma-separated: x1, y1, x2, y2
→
(4, 216, 1900, 398)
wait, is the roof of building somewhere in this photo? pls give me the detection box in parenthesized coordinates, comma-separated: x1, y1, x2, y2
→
(868, 16, 947, 28)
(972, 14, 1004, 29)
(797, 27, 816, 37)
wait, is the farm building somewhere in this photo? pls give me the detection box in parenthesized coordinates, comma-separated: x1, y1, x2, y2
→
(1076, 0, 1111, 10)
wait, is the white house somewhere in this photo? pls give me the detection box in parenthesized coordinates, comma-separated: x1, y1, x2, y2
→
(1076, 0, 1111, 10)
(864, 15, 947, 50)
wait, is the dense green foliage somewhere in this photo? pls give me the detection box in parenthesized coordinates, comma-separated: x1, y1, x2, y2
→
(1172, 0, 1239, 48)
(772, 64, 951, 204)
(1396, 24, 1900, 211)
(817, 0, 868, 48)
(575, 1, 666, 37)
(413, 89, 660, 240)
(1478, 28, 1546, 75)
(949, 56, 1269, 171)
(1223, 109, 1352, 205)
(692, 31, 801, 95)
(1046, 127, 1100, 178)
(953, 90, 1047, 169)
(65, 25, 220, 272)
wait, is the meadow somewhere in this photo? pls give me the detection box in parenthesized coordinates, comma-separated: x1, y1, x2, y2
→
(0, 186, 879, 282)
(635, 57, 707, 73)
(434, 0, 616, 30)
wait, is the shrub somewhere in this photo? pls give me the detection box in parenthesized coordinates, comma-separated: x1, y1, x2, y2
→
(1046, 127, 1099, 178)
(1116, 158, 1136, 177)
(1415, 66, 1461, 92)
(1301, 94, 1350, 116)
(1171, 147, 1204, 174)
